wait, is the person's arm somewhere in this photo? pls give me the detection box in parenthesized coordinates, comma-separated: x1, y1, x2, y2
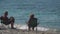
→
(27, 18, 31, 25)
(10, 17, 15, 23)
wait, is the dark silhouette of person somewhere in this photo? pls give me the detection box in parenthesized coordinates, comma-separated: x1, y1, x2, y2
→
(28, 14, 38, 31)
(9, 16, 15, 29)
(0, 11, 15, 29)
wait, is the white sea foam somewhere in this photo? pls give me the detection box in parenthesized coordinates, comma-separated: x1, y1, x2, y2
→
(13, 24, 50, 31)
(0, 23, 57, 31)
(18, 25, 49, 31)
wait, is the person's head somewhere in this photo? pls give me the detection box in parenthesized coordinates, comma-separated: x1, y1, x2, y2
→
(30, 14, 34, 18)
(4, 11, 8, 16)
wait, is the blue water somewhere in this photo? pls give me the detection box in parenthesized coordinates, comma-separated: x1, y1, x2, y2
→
(0, 0, 60, 29)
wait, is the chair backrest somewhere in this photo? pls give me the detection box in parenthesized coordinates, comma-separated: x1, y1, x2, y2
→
(30, 18, 38, 27)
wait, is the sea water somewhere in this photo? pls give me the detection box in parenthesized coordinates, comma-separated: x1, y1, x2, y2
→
(0, 0, 60, 31)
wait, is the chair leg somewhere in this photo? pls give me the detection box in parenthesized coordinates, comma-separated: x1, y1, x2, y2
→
(32, 27, 34, 31)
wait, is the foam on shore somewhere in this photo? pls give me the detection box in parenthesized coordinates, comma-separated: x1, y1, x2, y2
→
(0, 23, 57, 32)
(18, 25, 49, 31)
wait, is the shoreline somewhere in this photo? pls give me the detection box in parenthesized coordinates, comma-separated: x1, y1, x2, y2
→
(0, 23, 60, 34)
(0, 23, 59, 32)
(0, 28, 60, 34)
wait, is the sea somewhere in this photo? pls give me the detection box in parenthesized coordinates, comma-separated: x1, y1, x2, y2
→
(0, 0, 60, 31)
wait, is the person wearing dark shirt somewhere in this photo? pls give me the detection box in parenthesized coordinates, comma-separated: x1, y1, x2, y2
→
(0, 11, 15, 29)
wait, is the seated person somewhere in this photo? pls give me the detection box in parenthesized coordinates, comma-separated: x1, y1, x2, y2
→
(0, 11, 15, 29)
(27, 14, 38, 31)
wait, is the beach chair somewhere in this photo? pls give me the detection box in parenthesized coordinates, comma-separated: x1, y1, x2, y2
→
(28, 17, 39, 31)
